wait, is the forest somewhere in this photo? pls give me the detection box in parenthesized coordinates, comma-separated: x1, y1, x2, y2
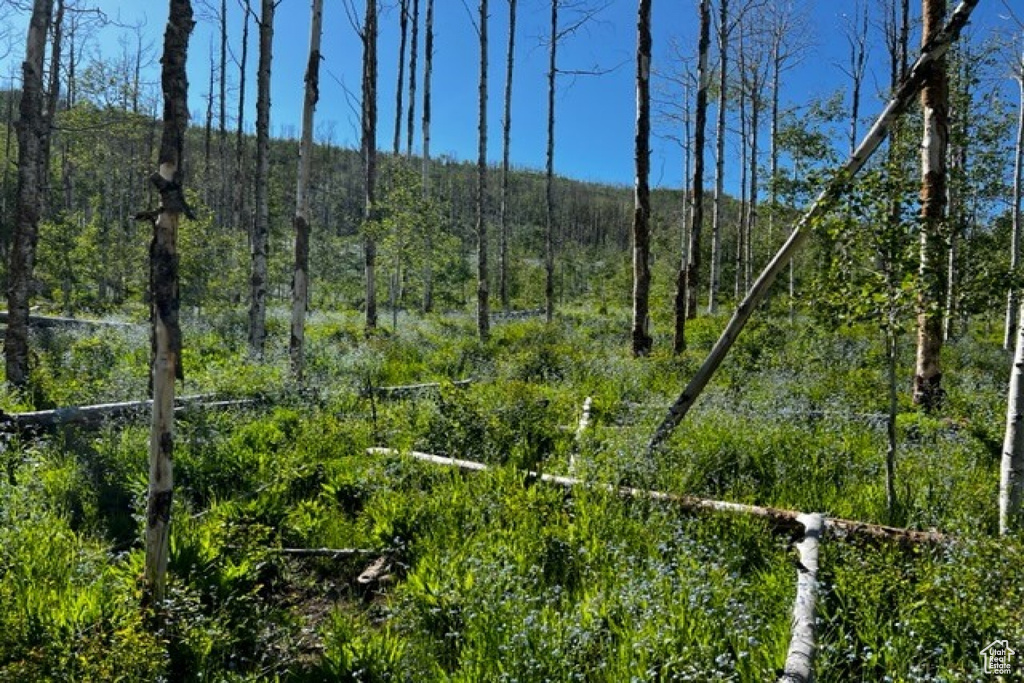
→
(0, 0, 1023, 680)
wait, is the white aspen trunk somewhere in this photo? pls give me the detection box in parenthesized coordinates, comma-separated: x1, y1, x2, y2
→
(1000, 298, 1024, 535)
(1005, 63, 1023, 351)
(707, 0, 727, 315)
(778, 513, 824, 683)
(646, 0, 980, 454)
(289, 0, 323, 382)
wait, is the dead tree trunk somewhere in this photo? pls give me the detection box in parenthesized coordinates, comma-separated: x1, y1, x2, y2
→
(1005, 53, 1023, 351)
(475, 0, 490, 340)
(420, 0, 434, 313)
(631, 0, 653, 357)
(499, 0, 517, 311)
(233, 0, 251, 238)
(405, 0, 419, 157)
(778, 513, 823, 683)
(5, 0, 52, 390)
(913, 0, 949, 411)
(674, 0, 710, 354)
(544, 0, 558, 324)
(249, 0, 274, 357)
(393, 0, 408, 156)
(143, 0, 193, 608)
(646, 0, 980, 455)
(363, 0, 379, 332)
(290, 0, 323, 382)
(707, 0, 727, 315)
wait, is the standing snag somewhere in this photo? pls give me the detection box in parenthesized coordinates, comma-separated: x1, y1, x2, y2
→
(143, 0, 194, 607)
(630, 0, 653, 357)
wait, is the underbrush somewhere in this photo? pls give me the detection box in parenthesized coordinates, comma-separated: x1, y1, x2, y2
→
(0, 306, 1020, 680)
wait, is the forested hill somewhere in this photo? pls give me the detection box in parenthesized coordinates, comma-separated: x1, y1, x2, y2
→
(0, 87, 729, 318)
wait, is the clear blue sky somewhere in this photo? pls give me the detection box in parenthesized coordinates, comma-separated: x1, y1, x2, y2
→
(1, 0, 1019, 189)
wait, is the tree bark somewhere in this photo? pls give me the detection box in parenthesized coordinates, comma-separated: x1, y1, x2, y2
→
(499, 0, 517, 311)
(913, 0, 949, 411)
(420, 0, 434, 312)
(249, 0, 274, 357)
(6, 0, 52, 390)
(405, 0, 419, 157)
(233, 0, 251, 238)
(778, 513, 823, 683)
(1001, 298, 1024, 535)
(476, 0, 490, 340)
(707, 0, 727, 315)
(630, 0, 653, 357)
(545, 0, 558, 324)
(646, 0, 980, 454)
(1005, 57, 1023, 351)
(143, 0, 193, 608)
(290, 0, 323, 382)
(393, 0, 408, 156)
(363, 0, 379, 332)
(673, 0, 710, 354)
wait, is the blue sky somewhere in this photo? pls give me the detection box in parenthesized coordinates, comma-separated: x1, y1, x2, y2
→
(2, 0, 1020, 189)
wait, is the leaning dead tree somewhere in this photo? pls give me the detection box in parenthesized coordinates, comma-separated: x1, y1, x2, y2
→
(289, 0, 324, 382)
(6, 0, 53, 390)
(646, 0, 980, 455)
(778, 513, 823, 683)
(142, 0, 194, 607)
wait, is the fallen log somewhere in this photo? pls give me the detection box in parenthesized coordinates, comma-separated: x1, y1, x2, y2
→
(569, 396, 593, 474)
(0, 395, 260, 432)
(0, 311, 139, 329)
(365, 448, 951, 546)
(361, 378, 474, 399)
(779, 513, 823, 683)
(270, 547, 388, 559)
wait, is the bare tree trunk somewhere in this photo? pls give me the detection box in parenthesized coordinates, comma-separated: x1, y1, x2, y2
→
(778, 513, 823, 683)
(631, 0, 653, 357)
(249, 0, 274, 357)
(1005, 58, 1023, 351)
(673, 0, 710, 354)
(843, 0, 869, 156)
(363, 0, 379, 332)
(234, 0, 251, 236)
(476, 0, 490, 340)
(913, 0, 949, 411)
(707, 0, 727, 315)
(218, 0, 228, 225)
(405, 0, 419, 156)
(5, 0, 52, 390)
(421, 0, 434, 313)
(143, 0, 193, 607)
(393, 0, 408, 156)
(499, 0, 517, 311)
(645, 0, 980, 454)
(545, 0, 557, 323)
(1001, 298, 1024, 535)
(290, 0, 323, 382)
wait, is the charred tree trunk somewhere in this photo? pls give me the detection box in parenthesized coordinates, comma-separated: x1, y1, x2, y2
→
(290, 0, 323, 382)
(393, 0, 408, 156)
(406, 0, 419, 157)
(631, 0, 653, 357)
(476, 0, 490, 340)
(6, 0, 52, 390)
(913, 0, 949, 411)
(545, 0, 557, 323)
(499, 0, 517, 311)
(233, 0, 251, 237)
(420, 0, 434, 312)
(249, 0, 274, 357)
(143, 0, 193, 607)
(363, 0, 379, 332)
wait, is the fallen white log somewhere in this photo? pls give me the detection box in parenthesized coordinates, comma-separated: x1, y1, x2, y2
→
(0, 395, 259, 431)
(366, 447, 950, 546)
(0, 311, 139, 329)
(779, 512, 824, 683)
(569, 396, 593, 474)
(360, 378, 474, 399)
